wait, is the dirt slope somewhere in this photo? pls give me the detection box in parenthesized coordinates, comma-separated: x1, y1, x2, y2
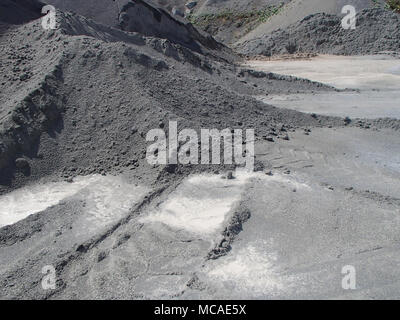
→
(0, 6, 342, 192)
(236, 0, 381, 45)
(41, 0, 292, 45)
(43, 0, 229, 54)
(1, 1, 400, 300)
(236, 8, 400, 56)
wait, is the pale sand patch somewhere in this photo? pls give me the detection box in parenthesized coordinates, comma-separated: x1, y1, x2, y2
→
(140, 171, 310, 236)
(0, 175, 149, 228)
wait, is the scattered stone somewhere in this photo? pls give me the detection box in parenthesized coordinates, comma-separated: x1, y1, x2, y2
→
(264, 136, 274, 142)
(237, 9, 400, 56)
(15, 158, 29, 170)
(281, 134, 290, 141)
(97, 251, 107, 262)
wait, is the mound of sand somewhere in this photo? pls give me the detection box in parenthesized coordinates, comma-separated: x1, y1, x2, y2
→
(0, 4, 341, 191)
(236, 0, 380, 45)
(2, 0, 400, 301)
(236, 8, 400, 56)
(192, 0, 286, 15)
(118, 0, 222, 52)
(43, 0, 223, 53)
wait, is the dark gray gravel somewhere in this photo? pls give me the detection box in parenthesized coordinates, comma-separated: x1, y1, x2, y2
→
(1, 0, 400, 300)
(236, 8, 400, 56)
(0, 5, 343, 193)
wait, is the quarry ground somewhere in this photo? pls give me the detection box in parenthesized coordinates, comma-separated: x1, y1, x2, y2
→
(246, 54, 400, 119)
(2, 49, 400, 299)
(1, 3, 400, 300)
(1, 125, 400, 299)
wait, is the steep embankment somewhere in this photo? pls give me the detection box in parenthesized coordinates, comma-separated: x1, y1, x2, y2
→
(235, 0, 380, 46)
(1, 1, 400, 301)
(43, 0, 225, 55)
(42, 0, 291, 46)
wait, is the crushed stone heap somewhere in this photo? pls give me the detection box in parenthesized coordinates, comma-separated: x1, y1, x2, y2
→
(43, 0, 223, 53)
(236, 8, 400, 56)
(0, 4, 341, 190)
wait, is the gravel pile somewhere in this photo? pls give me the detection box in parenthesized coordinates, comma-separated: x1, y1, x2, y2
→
(43, 0, 225, 53)
(0, 2, 342, 192)
(236, 8, 400, 56)
(1, 1, 400, 300)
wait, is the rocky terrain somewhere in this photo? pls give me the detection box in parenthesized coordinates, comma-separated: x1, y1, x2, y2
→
(0, 1, 345, 192)
(41, 0, 290, 45)
(0, 0, 400, 300)
(236, 8, 400, 56)
(236, 0, 381, 44)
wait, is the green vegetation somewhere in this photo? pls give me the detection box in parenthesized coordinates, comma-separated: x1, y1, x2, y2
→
(372, 0, 400, 12)
(187, 3, 285, 27)
(386, 0, 400, 12)
(257, 5, 283, 23)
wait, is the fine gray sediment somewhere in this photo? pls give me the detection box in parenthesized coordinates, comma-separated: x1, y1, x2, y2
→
(1, 0, 400, 300)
